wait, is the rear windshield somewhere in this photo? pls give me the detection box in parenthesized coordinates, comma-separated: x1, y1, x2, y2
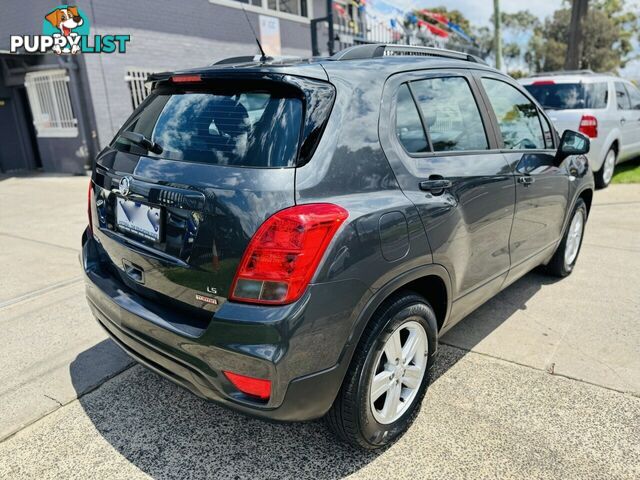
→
(112, 87, 304, 167)
(524, 82, 608, 110)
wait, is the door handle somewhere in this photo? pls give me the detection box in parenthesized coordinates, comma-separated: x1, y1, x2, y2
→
(419, 178, 452, 193)
(621, 117, 627, 125)
(518, 175, 535, 186)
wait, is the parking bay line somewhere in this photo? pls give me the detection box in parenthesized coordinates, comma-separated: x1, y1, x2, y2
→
(0, 276, 83, 311)
(0, 231, 79, 254)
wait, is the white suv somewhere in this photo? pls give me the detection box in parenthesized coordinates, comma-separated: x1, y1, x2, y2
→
(520, 71, 640, 188)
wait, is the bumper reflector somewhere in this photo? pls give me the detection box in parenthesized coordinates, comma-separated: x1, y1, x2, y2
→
(223, 371, 271, 400)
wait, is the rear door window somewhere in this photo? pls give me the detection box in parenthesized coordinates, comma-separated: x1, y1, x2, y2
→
(615, 82, 631, 110)
(410, 76, 489, 152)
(481, 78, 545, 150)
(624, 83, 640, 110)
(112, 88, 303, 167)
(395, 84, 429, 153)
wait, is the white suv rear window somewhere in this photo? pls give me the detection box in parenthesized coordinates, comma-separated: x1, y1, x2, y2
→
(524, 82, 608, 110)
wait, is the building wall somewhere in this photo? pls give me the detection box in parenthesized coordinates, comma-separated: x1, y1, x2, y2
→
(81, 0, 320, 146)
(0, 0, 327, 166)
(0, 0, 47, 49)
(0, 54, 90, 174)
(0, 74, 37, 172)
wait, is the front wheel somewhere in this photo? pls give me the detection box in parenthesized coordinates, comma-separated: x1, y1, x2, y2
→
(325, 292, 438, 449)
(545, 198, 587, 277)
(595, 148, 616, 189)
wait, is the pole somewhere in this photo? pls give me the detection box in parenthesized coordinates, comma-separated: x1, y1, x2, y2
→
(565, 0, 589, 70)
(493, 0, 502, 70)
(327, 0, 335, 55)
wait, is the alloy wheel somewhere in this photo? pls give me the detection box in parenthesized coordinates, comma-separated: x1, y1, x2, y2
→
(602, 149, 616, 185)
(564, 209, 584, 266)
(369, 320, 428, 424)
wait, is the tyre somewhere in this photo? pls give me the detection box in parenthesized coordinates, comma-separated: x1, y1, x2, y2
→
(545, 198, 587, 277)
(594, 147, 617, 189)
(325, 291, 438, 449)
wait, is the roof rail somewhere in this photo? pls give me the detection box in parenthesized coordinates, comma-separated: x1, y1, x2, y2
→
(331, 44, 486, 64)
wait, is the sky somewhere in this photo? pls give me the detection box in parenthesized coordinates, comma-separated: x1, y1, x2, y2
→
(370, 0, 564, 26)
(369, 0, 639, 78)
(426, 0, 563, 26)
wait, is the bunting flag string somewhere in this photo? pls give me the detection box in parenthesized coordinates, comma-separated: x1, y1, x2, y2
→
(331, 1, 475, 46)
(333, 2, 347, 17)
(418, 9, 474, 43)
(448, 22, 473, 43)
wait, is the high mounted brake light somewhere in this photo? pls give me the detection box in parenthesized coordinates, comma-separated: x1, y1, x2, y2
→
(532, 80, 555, 85)
(170, 74, 202, 83)
(230, 204, 348, 305)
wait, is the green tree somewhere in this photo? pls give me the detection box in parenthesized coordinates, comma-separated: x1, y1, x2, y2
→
(473, 25, 494, 57)
(501, 10, 541, 32)
(503, 42, 522, 70)
(483, 10, 540, 68)
(529, 0, 639, 72)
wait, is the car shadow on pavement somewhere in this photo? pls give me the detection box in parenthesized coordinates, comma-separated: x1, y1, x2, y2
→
(70, 270, 559, 479)
(70, 343, 380, 479)
(431, 269, 561, 383)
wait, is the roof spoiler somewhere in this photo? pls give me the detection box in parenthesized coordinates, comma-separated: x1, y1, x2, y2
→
(211, 55, 303, 66)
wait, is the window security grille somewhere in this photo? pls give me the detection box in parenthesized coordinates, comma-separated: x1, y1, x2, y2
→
(24, 69, 78, 138)
(125, 68, 157, 110)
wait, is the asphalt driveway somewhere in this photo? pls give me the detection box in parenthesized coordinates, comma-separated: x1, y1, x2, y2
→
(0, 174, 638, 479)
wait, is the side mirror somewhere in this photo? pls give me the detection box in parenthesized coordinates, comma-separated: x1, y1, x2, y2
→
(556, 130, 590, 163)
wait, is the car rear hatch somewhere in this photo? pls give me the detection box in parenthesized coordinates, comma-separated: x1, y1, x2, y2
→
(523, 79, 608, 134)
(90, 68, 334, 316)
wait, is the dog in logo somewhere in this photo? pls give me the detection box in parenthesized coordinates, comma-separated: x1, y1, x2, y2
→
(44, 7, 84, 54)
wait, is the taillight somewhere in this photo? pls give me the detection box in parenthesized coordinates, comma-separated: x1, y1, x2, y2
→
(87, 179, 93, 236)
(579, 115, 598, 138)
(223, 371, 271, 400)
(230, 203, 349, 305)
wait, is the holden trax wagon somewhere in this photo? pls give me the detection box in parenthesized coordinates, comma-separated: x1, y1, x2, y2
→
(83, 44, 594, 449)
(520, 71, 640, 189)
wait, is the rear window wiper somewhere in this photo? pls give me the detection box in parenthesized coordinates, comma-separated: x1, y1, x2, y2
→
(118, 131, 163, 154)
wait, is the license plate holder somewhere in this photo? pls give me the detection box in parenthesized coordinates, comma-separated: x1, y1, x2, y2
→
(115, 197, 162, 242)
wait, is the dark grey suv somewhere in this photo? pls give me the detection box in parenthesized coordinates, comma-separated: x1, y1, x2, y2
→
(82, 44, 594, 449)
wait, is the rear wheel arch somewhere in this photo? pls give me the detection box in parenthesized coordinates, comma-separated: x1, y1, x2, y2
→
(579, 188, 593, 216)
(327, 266, 451, 411)
(610, 139, 619, 156)
(348, 265, 452, 355)
(398, 275, 448, 331)
(561, 188, 593, 236)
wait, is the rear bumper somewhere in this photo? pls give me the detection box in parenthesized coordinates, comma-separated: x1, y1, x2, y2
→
(82, 230, 368, 421)
(585, 136, 607, 172)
